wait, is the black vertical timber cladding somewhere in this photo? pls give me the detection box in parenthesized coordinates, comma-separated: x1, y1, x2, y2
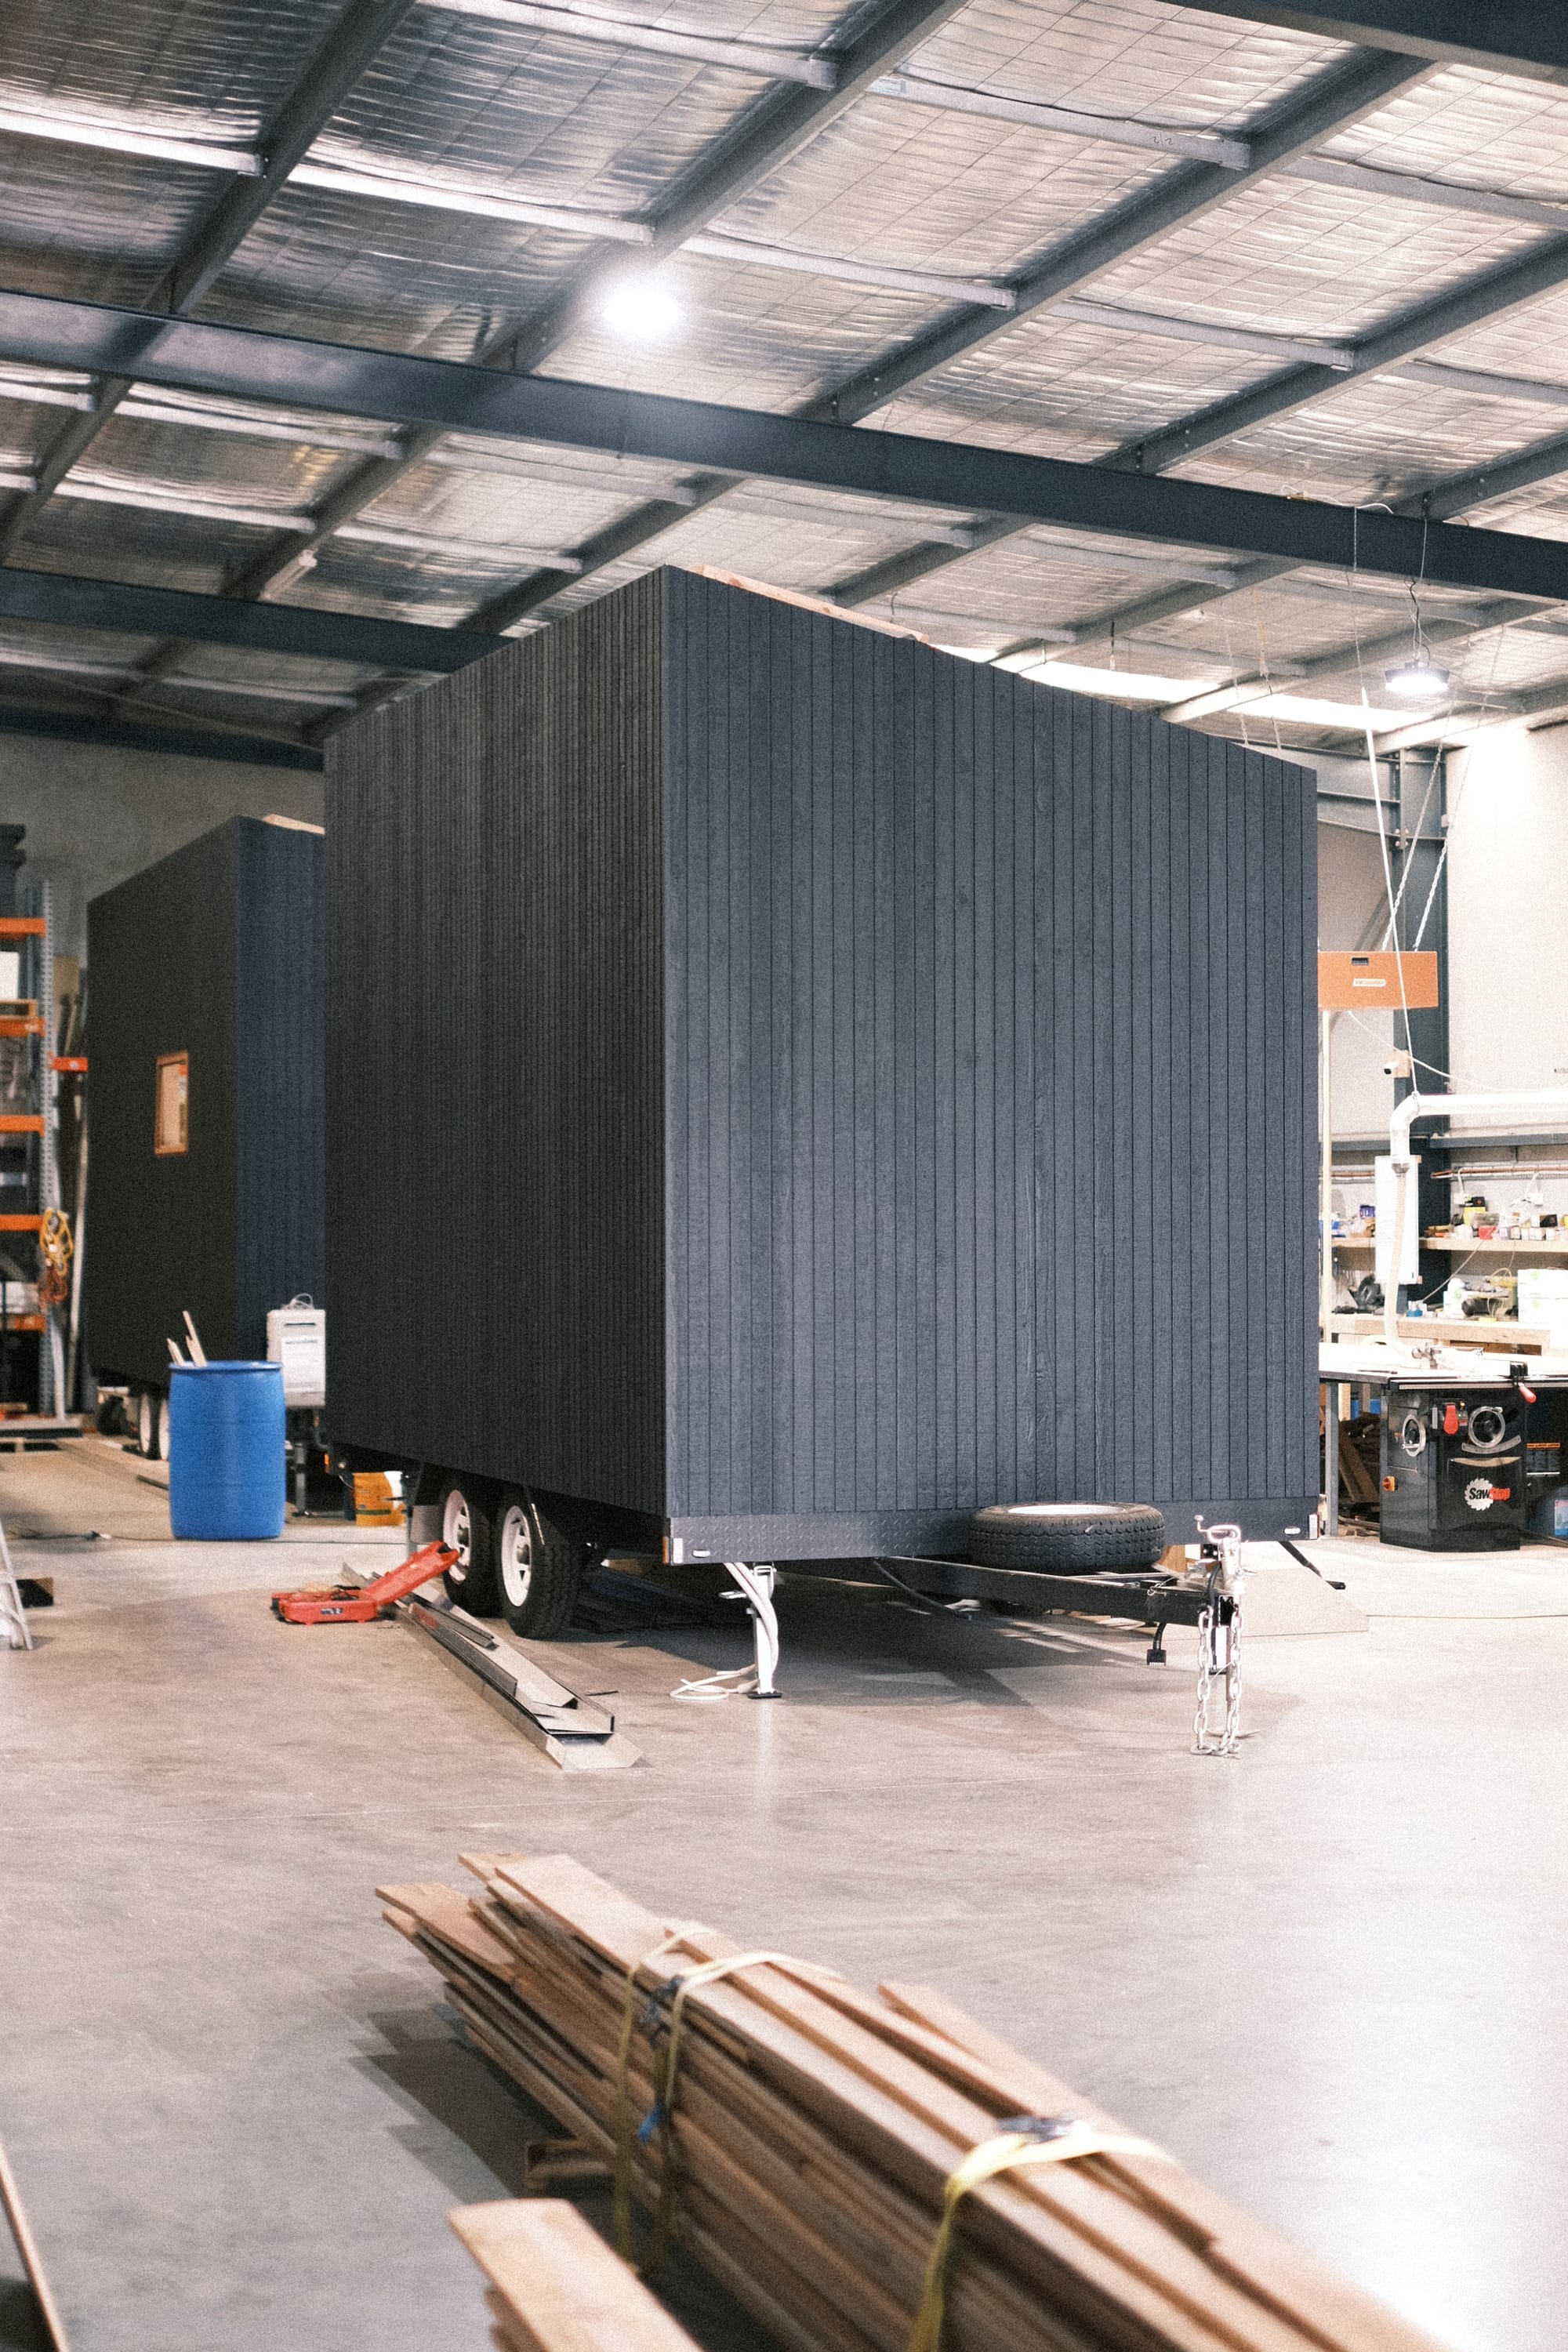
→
(661, 570, 1316, 1549)
(85, 817, 324, 1387)
(234, 822, 325, 1348)
(326, 568, 1316, 1552)
(326, 573, 666, 1508)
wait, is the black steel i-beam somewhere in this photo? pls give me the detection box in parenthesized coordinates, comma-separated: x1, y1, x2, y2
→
(1160, 3, 1568, 82)
(2, 290, 1568, 605)
(0, 564, 501, 673)
(0, 702, 323, 770)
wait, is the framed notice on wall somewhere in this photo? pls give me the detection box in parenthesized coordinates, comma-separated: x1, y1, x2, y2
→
(154, 1051, 188, 1155)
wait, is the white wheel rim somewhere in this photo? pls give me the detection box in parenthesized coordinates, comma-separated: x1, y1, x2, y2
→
(441, 1490, 473, 1573)
(138, 1393, 152, 1451)
(499, 1504, 532, 1609)
(158, 1399, 170, 1461)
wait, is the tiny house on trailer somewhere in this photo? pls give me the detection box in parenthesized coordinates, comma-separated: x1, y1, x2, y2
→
(87, 816, 325, 1463)
(326, 568, 1318, 1640)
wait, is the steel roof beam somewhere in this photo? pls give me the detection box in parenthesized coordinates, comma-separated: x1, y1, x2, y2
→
(0, 562, 500, 673)
(488, 0, 972, 376)
(1063, 416, 1568, 661)
(1159, 601, 1533, 723)
(1374, 670, 1568, 753)
(0, 0, 423, 564)
(416, 0, 841, 87)
(455, 46, 1429, 634)
(832, 249, 1568, 641)
(163, 0, 425, 318)
(218, 0, 969, 610)
(798, 51, 1423, 428)
(7, 292, 1568, 607)
(1158, 3, 1568, 83)
(1112, 234, 1568, 477)
(0, 700, 323, 768)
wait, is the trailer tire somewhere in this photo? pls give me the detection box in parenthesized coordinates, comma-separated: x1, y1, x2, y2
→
(136, 1388, 160, 1460)
(496, 1490, 583, 1639)
(439, 1479, 499, 1613)
(158, 1395, 172, 1464)
(968, 1500, 1165, 1574)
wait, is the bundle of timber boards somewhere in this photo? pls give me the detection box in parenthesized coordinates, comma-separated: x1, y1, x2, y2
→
(382, 1856, 1443, 2352)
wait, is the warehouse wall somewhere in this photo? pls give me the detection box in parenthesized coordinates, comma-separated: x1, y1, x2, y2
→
(1317, 816, 1396, 1143)
(0, 731, 322, 960)
(1447, 723, 1568, 1099)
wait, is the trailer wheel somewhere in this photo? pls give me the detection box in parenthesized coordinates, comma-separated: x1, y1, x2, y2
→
(136, 1389, 160, 1460)
(496, 1491, 583, 1639)
(969, 1500, 1166, 1574)
(439, 1479, 499, 1613)
(158, 1395, 172, 1464)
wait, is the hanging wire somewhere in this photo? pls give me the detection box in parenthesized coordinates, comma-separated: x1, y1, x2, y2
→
(1247, 585, 1287, 758)
(1341, 512, 1416, 1054)
(1216, 597, 1253, 752)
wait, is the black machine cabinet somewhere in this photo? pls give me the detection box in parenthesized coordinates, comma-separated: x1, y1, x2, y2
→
(1380, 1386, 1528, 1551)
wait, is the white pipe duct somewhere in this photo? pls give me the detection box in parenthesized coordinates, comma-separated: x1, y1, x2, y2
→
(1383, 1089, 1568, 1348)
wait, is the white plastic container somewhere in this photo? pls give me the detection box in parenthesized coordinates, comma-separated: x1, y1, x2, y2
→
(265, 1298, 326, 1408)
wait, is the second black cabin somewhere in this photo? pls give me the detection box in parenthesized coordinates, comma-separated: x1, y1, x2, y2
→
(87, 816, 325, 1403)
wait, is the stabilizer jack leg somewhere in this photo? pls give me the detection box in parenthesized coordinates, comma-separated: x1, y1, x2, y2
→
(724, 1560, 780, 1697)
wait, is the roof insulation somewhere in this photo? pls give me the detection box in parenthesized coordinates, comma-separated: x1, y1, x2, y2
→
(0, 0, 1566, 758)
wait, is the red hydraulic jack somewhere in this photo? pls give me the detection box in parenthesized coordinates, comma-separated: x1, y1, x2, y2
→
(271, 1540, 456, 1624)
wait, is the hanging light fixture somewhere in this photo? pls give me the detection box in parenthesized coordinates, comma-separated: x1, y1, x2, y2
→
(601, 278, 681, 339)
(1384, 579, 1450, 702)
(1384, 652, 1450, 702)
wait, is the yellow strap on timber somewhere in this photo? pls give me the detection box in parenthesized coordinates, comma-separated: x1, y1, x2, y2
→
(612, 1928, 690, 2263)
(906, 2118, 1174, 2352)
(614, 1947, 790, 2274)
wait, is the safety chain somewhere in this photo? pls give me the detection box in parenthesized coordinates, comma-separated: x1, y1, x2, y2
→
(1191, 1522, 1244, 1759)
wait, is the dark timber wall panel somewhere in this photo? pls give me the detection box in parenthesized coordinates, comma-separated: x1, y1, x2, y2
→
(327, 572, 666, 1508)
(327, 569, 1316, 1551)
(661, 572, 1316, 1548)
(88, 826, 238, 1390)
(87, 817, 324, 1387)
(234, 822, 325, 1350)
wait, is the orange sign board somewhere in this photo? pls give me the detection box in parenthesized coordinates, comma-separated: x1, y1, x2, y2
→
(1317, 950, 1439, 1011)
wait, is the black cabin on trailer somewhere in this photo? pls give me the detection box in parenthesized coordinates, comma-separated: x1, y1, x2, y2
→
(87, 817, 325, 1442)
(326, 568, 1317, 1618)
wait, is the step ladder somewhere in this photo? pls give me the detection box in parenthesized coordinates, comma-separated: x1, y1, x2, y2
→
(0, 1514, 31, 1650)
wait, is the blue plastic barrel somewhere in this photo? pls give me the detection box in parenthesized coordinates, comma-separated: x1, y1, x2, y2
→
(168, 1360, 286, 1540)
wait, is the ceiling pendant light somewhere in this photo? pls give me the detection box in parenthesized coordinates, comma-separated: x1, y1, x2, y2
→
(601, 278, 681, 339)
(1384, 578, 1450, 704)
(1383, 652, 1450, 702)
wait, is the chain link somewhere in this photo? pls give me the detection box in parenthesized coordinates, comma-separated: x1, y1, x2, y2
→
(1192, 1599, 1243, 1757)
(1192, 1523, 1244, 1758)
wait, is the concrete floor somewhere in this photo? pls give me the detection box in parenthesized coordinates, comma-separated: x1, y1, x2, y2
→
(3, 1439, 1566, 2352)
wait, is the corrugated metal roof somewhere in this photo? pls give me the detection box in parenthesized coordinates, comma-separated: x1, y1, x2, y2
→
(0, 0, 1566, 753)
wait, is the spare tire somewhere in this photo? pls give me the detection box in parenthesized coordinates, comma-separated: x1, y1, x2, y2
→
(969, 1501, 1166, 1574)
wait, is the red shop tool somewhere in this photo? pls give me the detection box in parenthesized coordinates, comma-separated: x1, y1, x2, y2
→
(271, 1540, 456, 1624)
